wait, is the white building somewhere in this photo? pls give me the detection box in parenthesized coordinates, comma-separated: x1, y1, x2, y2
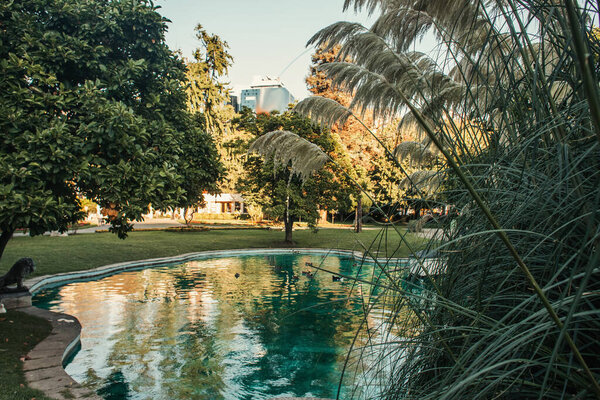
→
(138, 193, 246, 220)
(199, 193, 246, 214)
(240, 77, 295, 114)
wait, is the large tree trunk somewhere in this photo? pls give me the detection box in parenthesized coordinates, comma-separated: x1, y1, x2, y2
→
(354, 195, 363, 233)
(0, 228, 15, 262)
(284, 174, 293, 244)
(183, 207, 195, 226)
(318, 209, 327, 224)
(284, 215, 293, 244)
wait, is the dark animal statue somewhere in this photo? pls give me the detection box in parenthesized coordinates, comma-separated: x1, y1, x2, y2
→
(0, 258, 35, 292)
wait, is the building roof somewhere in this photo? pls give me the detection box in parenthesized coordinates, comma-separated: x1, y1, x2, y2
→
(250, 76, 284, 88)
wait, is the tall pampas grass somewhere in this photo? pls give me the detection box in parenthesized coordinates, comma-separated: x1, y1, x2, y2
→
(296, 0, 600, 398)
(248, 130, 329, 182)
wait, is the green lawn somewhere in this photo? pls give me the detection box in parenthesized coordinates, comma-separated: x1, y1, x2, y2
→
(0, 311, 53, 400)
(0, 226, 425, 277)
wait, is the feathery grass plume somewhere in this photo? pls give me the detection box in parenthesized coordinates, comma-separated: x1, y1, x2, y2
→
(399, 169, 443, 194)
(393, 141, 437, 166)
(300, 0, 600, 398)
(248, 130, 329, 182)
(294, 96, 353, 127)
(370, 8, 433, 52)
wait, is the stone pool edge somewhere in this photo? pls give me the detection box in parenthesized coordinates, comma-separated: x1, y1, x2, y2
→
(25, 247, 410, 295)
(20, 306, 101, 400)
(22, 247, 405, 400)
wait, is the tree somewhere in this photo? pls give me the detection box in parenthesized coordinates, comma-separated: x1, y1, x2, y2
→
(176, 119, 223, 225)
(305, 45, 433, 230)
(306, 45, 381, 172)
(234, 109, 353, 243)
(184, 25, 239, 211)
(185, 24, 235, 137)
(249, 130, 329, 242)
(0, 0, 221, 261)
(306, 45, 377, 232)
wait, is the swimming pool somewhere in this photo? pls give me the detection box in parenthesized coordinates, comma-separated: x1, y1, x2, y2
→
(33, 251, 390, 399)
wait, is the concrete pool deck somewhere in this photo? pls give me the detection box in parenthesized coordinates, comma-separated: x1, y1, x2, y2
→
(16, 248, 401, 399)
(20, 306, 100, 400)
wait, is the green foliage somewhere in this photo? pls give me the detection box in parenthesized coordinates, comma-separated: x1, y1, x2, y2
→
(234, 109, 354, 238)
(368, 153, 401, 204)
(0, 0, 221, 247)
(183, 25, 233, 198)
(185, 24, 235, 137)
(218, 127, 253, 192)
(176, 115, 224, 212)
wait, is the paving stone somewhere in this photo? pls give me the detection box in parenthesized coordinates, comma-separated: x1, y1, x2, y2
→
(26, 348, 63, 360)
(32, 337, 70, 353)
(23, 355, 62, 371)
(25, 365, 68, 382)
(0, 291, 32, 309)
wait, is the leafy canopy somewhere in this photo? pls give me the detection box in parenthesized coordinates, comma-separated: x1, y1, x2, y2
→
(235, 110, 354, 231)
(0, 0, 221, 243)
(185, 24, 235, 137)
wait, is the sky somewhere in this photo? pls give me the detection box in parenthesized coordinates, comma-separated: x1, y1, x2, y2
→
(154, 0, 373, 100)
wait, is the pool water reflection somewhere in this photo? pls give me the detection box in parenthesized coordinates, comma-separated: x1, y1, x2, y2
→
(33, 253, 380, 400)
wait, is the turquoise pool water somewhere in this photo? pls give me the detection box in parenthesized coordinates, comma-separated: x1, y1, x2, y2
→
(33, 253, 386, 400)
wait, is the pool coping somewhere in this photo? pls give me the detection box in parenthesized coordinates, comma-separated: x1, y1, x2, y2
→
(25, 247, 410, 295)
(22, 247, 406, 400)
(20, 306, 101, 400)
